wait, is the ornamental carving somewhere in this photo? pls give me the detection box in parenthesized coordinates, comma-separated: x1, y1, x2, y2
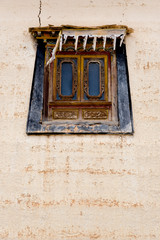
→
(53, 110, 78, 119)
(83, 110, 108, 119)
(56, 59, 78, 100)
(46, 47, 53, 62)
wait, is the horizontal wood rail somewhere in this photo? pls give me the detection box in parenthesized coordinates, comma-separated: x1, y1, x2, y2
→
(49, 101, 112, 109)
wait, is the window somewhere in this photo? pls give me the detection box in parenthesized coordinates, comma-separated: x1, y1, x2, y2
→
(27, 26, 133, 134)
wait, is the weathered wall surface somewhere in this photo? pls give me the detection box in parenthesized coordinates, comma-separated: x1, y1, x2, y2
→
(0, 0, 160, 239)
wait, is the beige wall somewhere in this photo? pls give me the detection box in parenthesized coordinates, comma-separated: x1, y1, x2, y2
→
(0, 0, 160, 239)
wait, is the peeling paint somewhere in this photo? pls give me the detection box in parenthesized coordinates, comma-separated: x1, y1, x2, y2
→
(3, 195, 144, 209)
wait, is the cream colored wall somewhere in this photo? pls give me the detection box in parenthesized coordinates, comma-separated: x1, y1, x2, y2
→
(0, 0, 160, 239)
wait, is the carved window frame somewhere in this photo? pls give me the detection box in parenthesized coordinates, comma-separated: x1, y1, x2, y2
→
(56, 58, 78, 100)
(27, 26, 133, 134)
(83, 58, 105, 100)
(49, 53, 112, 122)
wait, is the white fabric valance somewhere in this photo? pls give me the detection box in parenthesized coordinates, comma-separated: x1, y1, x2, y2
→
(46, 28, 126, 66)
(61, 29, 126, 51)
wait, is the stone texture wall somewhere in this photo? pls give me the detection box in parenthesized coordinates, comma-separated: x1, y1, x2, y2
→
(0, 0, 160, 239)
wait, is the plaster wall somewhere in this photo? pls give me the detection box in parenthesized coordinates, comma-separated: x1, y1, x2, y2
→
(0, 0, 160, 239)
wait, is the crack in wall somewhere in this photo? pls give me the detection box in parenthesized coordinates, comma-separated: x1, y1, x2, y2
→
(38, 0, 42, 27)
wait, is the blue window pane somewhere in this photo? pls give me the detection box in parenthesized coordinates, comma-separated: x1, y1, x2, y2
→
(89, 62, 100, 96)
(61, 62, 72, 96)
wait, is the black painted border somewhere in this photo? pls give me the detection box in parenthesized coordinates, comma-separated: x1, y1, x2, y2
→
(26, 41, 133, 134)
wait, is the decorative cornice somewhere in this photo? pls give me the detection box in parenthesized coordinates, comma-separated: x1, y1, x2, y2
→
(29, 24, 133, 39)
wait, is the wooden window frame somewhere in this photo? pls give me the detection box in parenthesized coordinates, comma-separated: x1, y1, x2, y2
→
(47, 52, 114, 123)
(27, 27, 133, 134)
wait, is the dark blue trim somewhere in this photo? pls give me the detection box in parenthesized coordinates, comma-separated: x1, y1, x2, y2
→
(27, 41, 133, 134)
